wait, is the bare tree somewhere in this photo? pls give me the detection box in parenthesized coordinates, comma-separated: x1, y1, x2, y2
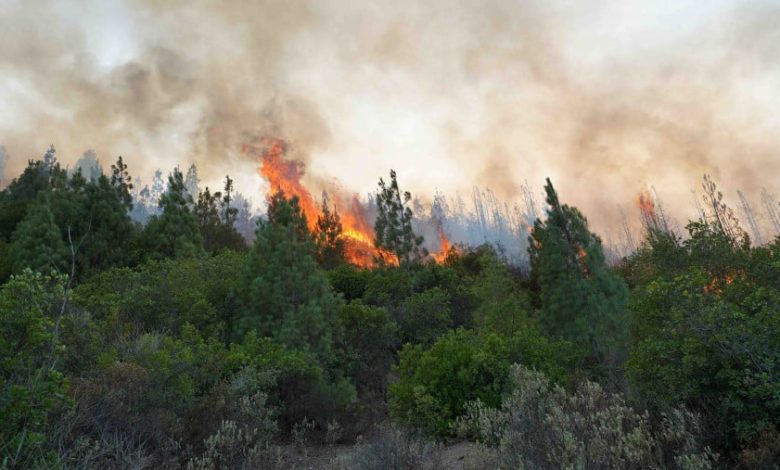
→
(737, 190, 763, 246)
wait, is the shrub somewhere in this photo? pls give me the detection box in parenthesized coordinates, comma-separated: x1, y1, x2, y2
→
(0, 270, 69, 468)
(389, 328, 575, 437)
(237, 332, 356, 435)
(339, 426, 443, 470)
(336, 301, 398, 392)
(628, 272, 780, 454)
(458, 364, 718, 469)
(398, 287, 451, 346)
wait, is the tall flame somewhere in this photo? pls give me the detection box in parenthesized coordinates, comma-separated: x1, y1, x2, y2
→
(242, 136, 404, 268)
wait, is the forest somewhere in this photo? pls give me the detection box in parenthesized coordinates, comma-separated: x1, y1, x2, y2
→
(1, 146, 779, 469)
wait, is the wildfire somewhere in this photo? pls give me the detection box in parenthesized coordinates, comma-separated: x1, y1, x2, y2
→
(242, 137, 408, 268)
(637, 190, 656, 220)
(703, 271, 739, 294)
(431, 225, 457, 263)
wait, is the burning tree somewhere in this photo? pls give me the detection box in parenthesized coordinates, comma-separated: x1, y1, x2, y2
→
(243, 136, 394, 268)
(637, 188, 669, 239)
(374, 170, 426, 266)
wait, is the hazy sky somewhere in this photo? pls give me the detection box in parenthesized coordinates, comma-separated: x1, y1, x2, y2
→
(1, 0, 779, 234)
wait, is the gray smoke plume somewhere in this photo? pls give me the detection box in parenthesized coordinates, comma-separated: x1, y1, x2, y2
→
(1, 0, 779, 238)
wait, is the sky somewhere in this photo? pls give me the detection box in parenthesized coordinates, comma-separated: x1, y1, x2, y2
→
(1, 0, 779, 235)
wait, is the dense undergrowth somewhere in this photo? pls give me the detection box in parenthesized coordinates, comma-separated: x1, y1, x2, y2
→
(1, 151, 779, 468)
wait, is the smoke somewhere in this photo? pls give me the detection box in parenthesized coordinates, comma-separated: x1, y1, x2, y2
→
(0, 146, 7, 186)
(1, 0, 779, 236)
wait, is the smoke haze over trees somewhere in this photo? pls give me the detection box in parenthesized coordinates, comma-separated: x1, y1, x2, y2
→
(2, 1, 780, 468)
(2, 0, 780, 238)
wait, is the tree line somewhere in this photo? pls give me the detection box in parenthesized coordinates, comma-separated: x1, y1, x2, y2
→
(0, 147, 778, 468)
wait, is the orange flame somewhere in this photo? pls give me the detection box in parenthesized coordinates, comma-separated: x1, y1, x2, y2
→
(638, 190, 656, 225)
(242, 137, 398, 268)
(703, 271, 740, 294)
(431, 225, 458, 263)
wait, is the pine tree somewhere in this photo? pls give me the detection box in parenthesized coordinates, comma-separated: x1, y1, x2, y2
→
(9, 195, 68, 275)
(194, 182, 244, 253)
(529, 178, 628, 372)
(374, 170, 426, 265)
(314, 193, 346, 269)
(0, 147, 67, 240)
(238, 193, 339, 363)
(220, 175, 238, 228)
(74, 174, 137, 276)
(143, 168, 203, 260)
(184, 163, 200, 203)
(110, 156, 133, 210)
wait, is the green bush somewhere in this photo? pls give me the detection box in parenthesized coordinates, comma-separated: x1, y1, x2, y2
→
(628, 272, 780, 455)
(237, 332, 356, 435)
(72, 251, 245, 341)
(336, 301, 398, 392)
(0, 270, 69, 467)
(398, 287, 451, 346)
(389, 328, 575, 436)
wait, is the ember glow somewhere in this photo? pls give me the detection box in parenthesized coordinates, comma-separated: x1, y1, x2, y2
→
(243, 137, 451, 267)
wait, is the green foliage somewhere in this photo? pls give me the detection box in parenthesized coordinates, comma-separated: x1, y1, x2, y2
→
(389, 328, 576, 437)
(327, 264, 371, 301)
(72, 251, 245, 342)
(314, 193, 346, 269)
(628, 272, 780, 455)
(9, 197, 69, 275)
(7, 155, 137, 280)
(110, 156, 133, 210)
(529, 178, 629, 373)
(237, 194, 340, 363)
(374, 170, 426, 265)
(459, 364, 717, 469)
(143, 167, 204, 260)
(238, 332, 356, 433)
(468, 252, 533, 337)
(627, 216, 780, 459)
(0, 270, 69, 467)
(0, 146, 67, 241)
(1, 153, 776, 465)
(399, 287, 452, 346)
(194, 176, 246, 254)
(336, 301, 398, 392)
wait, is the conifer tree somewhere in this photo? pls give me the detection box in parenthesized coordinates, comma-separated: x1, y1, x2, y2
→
(194, 180, 245, 254)
(220, 175, 238, 228)
(314, 193, 346, 269)
(0, 147, 67, 239)
(110, 156, 133, 210)
(374, 170, 426, 265)
(143, 168, 203, 260)
(529, 178, 628, 371)
(184, 163, 200, 202)
(9, 197, 68, 275)
(238, 193, 339, 363)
